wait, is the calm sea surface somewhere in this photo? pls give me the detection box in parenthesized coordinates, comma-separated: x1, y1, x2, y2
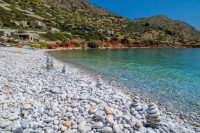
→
(49, 49, 200, 114)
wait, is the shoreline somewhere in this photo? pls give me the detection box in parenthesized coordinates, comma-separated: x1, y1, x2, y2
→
(0, 47, 199, 133)
(44, 46, 200, 51)
(48, 49, 200, 126)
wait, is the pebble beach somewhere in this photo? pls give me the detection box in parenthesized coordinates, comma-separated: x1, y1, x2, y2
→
(0, 47, 199, 133)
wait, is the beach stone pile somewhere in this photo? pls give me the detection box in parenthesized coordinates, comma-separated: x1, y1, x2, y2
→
(62, 65, 66, 73)
(96, 76, 103, 89)
(146, 103, 161, 128)
(46, 56, 54, 70)
(0, 47, 198, 133)
(130, 96, 145, 116)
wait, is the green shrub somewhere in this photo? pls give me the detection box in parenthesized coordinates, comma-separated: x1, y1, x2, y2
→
(121, 36, 129, 44)
(111, 34, 118, 41)
(38, 42, 48, 48)
(43, 32, 71, 41)
(29, 41, 48, 48)
(87, 40, 99, 48)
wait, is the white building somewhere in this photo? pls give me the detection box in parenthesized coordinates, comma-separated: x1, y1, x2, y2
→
(0, 29, 16, 38)
(15, 31, 39, 42)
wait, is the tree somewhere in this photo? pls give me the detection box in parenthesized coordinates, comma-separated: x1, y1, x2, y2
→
(121, 36, 129, 44)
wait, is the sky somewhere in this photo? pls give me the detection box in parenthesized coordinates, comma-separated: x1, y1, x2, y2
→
(88, 0, 200, 30)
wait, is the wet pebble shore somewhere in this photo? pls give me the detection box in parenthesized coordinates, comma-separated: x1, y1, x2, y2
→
(0, 47, 199, 133)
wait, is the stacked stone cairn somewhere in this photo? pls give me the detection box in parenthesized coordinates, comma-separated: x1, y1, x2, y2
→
(62, 65, 66, 73)
(130, 96, 144, 115)
(146, 102, 161, 128)
(46, 56, 54, 70)
(96, 75, 103, 89)
(50, 58, 54, 69)
(46, 56, 51, 70)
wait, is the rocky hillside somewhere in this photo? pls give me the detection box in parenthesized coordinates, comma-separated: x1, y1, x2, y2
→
(45, 0, 111, 15)
(0, 0, 200, 47)
(126, 16, 200, 47)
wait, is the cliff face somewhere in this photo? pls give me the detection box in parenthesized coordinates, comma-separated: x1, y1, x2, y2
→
(0, 0, 200, 47)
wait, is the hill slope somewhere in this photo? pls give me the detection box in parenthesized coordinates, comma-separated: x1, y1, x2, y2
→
(0, 0, 200, 47)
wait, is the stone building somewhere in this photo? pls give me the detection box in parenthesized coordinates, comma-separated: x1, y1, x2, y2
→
(0, 29, 16, 38)
(15, 30, 39, 42)
(0, 30, 11, 38)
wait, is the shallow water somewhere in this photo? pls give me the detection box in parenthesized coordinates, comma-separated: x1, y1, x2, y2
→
(49, 48, 200, 114)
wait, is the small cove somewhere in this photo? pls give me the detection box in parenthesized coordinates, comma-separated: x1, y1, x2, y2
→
(49, 48, 200, 116)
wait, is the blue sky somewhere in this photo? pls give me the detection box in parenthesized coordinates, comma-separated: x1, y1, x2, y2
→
(88, 0, 200, 30)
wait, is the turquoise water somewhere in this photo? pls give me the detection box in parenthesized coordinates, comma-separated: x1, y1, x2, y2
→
(49, 49, 200, 114)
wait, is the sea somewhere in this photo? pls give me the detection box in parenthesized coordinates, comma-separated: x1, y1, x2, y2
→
(49, 48, 200, 115)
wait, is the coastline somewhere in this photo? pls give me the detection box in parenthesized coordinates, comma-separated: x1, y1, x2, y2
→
(0, 47, 199, 133)
(48, 49, 200, 126)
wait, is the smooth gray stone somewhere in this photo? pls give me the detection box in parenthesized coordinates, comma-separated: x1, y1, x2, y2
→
(77, 116, 85, 124)
(9, 114, 18, 121)
(80, 95, 88, 100)
(124, 128, 131, 133)
(44, 118, 54, 123)
(72, 108, 79, 112)
(0, 112, 8, 119)
(113, 124, 123, 133)
(48, 111, 54, 117)
(146, 129, 156, 133)
(71, 102, 78, 108)
(65, 112, 73, 117)
(50, 88, 60, 94)
(148, 112, 160, 119)
(46, 128, 54, 133)
(78, 120, 91, 132)
(72, 123, 78, 129)
(92, 122, 104, 129)
(105, 116, 114, 124)
(135, 114, 142, 119)
(94, 111, 105, 121)
(13, 127, 23, 133)
(78, 107, 84, 113)
(22, 129, 32, 133)
(66, 107, 72, 112)
(0, 131, 12, 133)
(52, 106, 60, 113)
(4, 124, 12, 131)
(123, 115, 131, 122)
(53, 120, 59, 125)
(82, 111, 88, 116)
(31, 130, 43, 133)
(124, 124, 131, 128)
(21, 122, 29, 129)
(147, 108, 159, 114)
(53, 125, 59, 130)
(0, 120, 11, 128)
(67, 94, 74, 98)
(149, 103, 156, 107)
(135, 105, 143, 111)
(43, 109, 49, 114)
(102, 127, 113, 133)
(148, 103, 157, 110)
(90, 97, 100, 104)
